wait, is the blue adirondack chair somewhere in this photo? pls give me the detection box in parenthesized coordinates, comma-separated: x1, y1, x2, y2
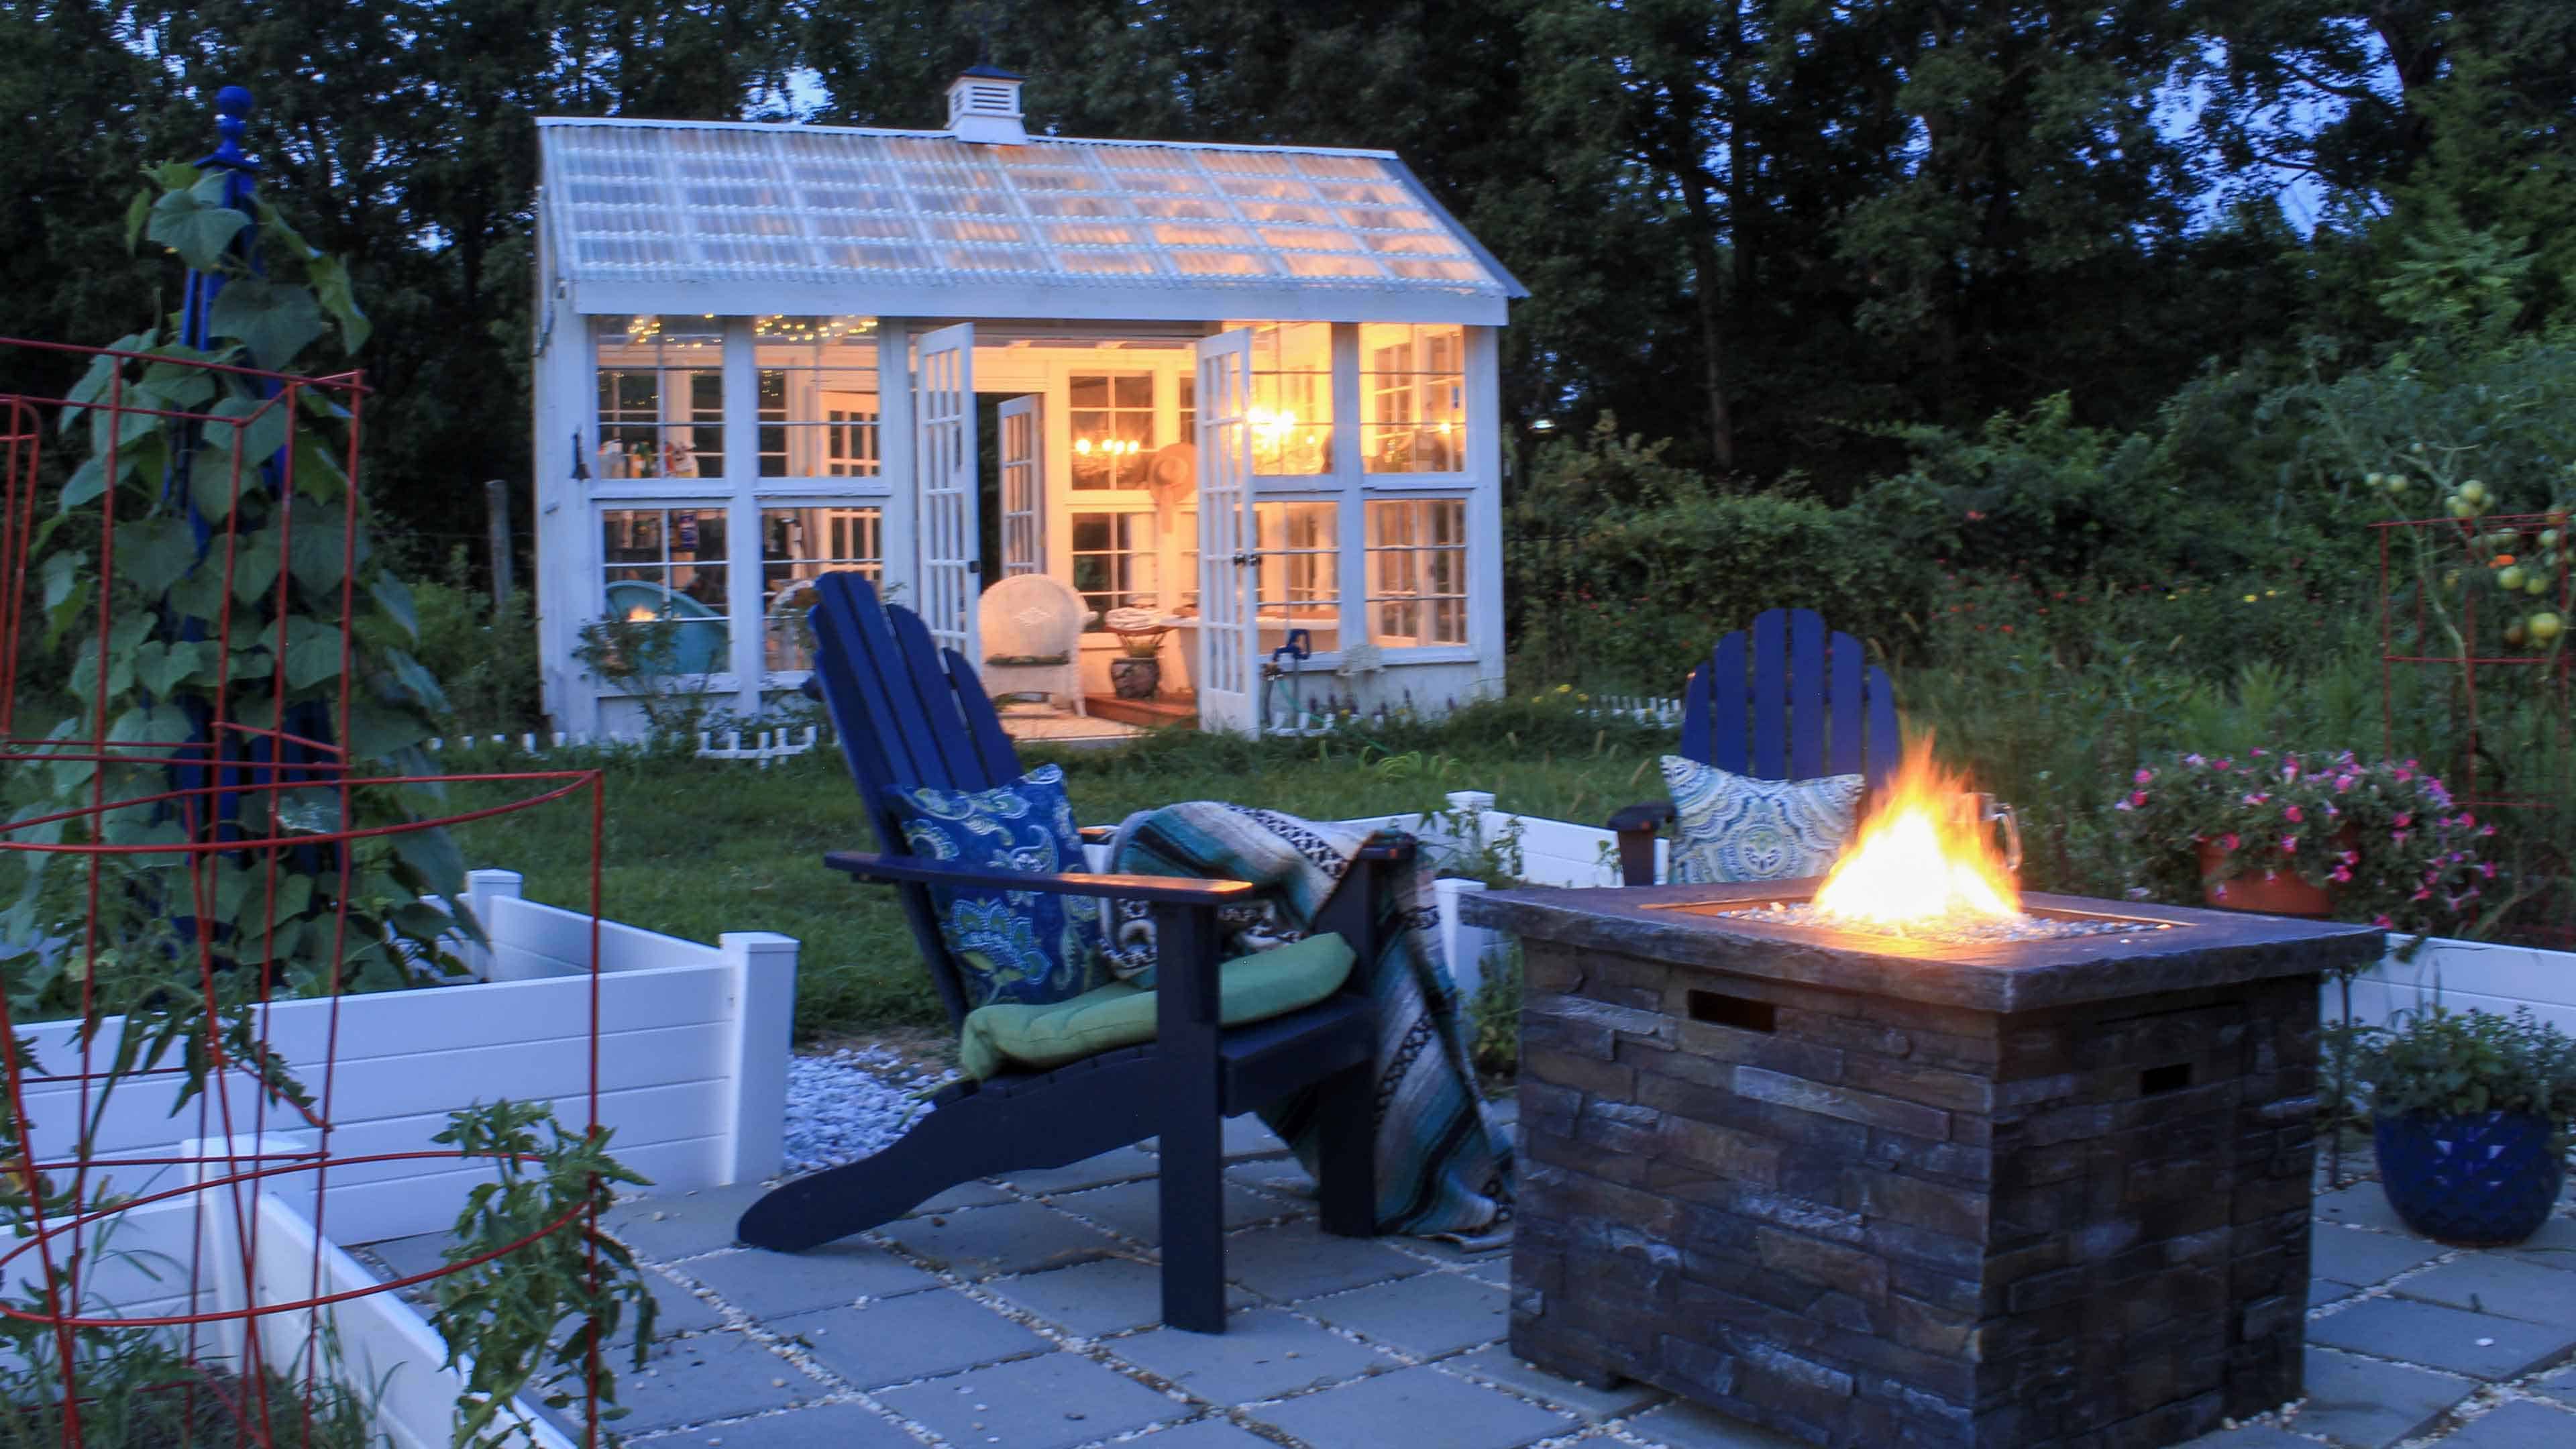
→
(735, 573, 1385, 1333)
(1606, 608, 1902, 885)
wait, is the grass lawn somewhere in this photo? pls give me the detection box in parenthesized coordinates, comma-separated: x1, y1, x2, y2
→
(441, 710, 1668, 1040)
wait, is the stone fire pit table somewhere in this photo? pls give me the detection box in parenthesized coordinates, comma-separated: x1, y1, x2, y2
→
(1461, 879, 2384, 1449)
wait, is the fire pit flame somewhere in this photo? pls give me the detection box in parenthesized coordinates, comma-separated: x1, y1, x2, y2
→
(1811, 737, 2021, 931)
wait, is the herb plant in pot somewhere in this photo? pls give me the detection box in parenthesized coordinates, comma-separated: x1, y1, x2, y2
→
(2355, 1006, 2576, 1246)
(2114, 749, 2493, 935)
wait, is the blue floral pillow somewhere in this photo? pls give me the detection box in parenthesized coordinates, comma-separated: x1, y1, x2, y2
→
(1662, 755, 1864, 885)
(885, 765, 1107, 1008)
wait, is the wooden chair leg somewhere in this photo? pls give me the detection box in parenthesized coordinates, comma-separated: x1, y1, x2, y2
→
(1159, 1104, 1227, 1333)
(1316, 1059, 1377, 1238)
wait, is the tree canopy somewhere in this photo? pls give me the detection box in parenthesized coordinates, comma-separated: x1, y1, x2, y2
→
(7, 0, 2571, 539)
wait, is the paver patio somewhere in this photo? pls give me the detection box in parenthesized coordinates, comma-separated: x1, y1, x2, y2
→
(360, 1112, 2576, 1449)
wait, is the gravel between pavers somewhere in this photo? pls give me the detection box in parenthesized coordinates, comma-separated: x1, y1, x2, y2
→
(782, 1046, 957, 1176)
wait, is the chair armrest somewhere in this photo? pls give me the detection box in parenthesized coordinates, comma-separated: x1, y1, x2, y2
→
(1604, 800, 1672, 888)
(1078, 824, 1117, 845)
(823, 850, 1261, 905)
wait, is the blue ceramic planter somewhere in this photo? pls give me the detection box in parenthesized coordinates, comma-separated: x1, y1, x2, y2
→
(2373, 1110, 2565, 1247)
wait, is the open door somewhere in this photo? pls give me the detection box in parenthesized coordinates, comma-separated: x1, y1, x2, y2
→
(998, 394, 1042, 576)
(914, 323, 978, 659)
(1193, 329, 1259, 735)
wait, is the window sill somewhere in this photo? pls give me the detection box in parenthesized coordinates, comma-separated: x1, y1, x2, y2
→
(1359, 475, 1476, 489)
(594, 673, 743, 699)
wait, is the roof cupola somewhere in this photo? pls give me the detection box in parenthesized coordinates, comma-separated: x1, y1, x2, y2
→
(946, 65, 1027, 146)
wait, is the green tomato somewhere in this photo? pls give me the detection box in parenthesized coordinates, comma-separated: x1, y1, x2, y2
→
(2529, 576, 2551, 596)
(2529, 611, 2564, 643)
(2451, 498, 2479, 519)
(2387, 476, 2410, 494)
(2500, 566, 2529, 590)
(2463, 480, 2491, 506)
(2542, 529, 2563, 550)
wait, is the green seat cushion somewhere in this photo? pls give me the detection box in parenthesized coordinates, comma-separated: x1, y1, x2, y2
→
(958, 931, 1356, 1080)
(985, 653, 1071, 667)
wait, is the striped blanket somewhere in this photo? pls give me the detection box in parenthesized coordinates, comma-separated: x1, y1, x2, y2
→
(1104, 802, 1513, 1241)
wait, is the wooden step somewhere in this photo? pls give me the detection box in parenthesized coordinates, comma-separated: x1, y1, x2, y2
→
(1085, 693, 1197, 729)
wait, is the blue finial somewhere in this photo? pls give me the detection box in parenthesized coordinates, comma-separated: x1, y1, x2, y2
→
(204, 85, 256, 172)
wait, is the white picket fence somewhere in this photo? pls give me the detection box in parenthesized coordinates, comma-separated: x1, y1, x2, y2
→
(425, 725, 822, 766)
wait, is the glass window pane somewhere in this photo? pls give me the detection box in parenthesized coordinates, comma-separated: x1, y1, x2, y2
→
(1360, 323, 1465, 475)
(1250, 322, 1333, 476)
(1364, 498, 1468, 649)
(1068, 374, 1154, 490)
(759, 505, 881, 671)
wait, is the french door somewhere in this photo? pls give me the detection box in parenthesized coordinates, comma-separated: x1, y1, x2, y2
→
(998, 394, 1042, 576)
(913, 323, 978, 659)
(1193, 329, 1259, 735)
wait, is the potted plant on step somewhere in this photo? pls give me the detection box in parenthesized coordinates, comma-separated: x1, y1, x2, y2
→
(2355, 1006, 2576, 1246)
(1103, 607, 1171, 700)
(2113, 749, 2493, 936)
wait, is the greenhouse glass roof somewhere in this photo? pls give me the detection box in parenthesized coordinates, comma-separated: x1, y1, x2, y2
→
(537, 119, 1523, 325)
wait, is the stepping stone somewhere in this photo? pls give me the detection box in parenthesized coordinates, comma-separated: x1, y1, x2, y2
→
(2440, 1399, 2576, 1448)
(1219, 1222, 1428, 1301)
(1052, 1180, 1295, 1243)
(661, 1402, 918, 1448)
(569, 1328, 816, 1437)
(1226, 1157, 1317, 1195)
(874, 1200, 1124, 1279)
(1004, 1146, 1161, 1195)
(2395, 1254, 2576, 1329)
(1118, 1419, 1279, 1448)
(1623, 1399, 1808, 1448)
(2287, 1346, 2475, 1448)
(1302, 1272, 1511, 1357)
(2313, 1185, 2417, 1237)
(774, 1289, 1050, 1389)
(600, 1183, 773, 1262)
(2176, 1428, 2318, 1448)
(1144, 1114, 1292, 1161)
(680, 1242, 940, 1317)
(2542, 1368, 2576, 1409)
(1250, 1363, 1574, 1449)
(2308, 1277, 2355, 1309)
(875, 1350, 1185, 1449)
(985, 1257, 1251, 1338)
(2307, 1296, 2576, 1380)
(1112, 1307, 1395, 1405)
(1460, 1256, 1510, 1287)
(2496, 1216, 2576, 1275)
(1447, 1346, 1669, 1420)
(905, 1179, 1018, 1215)
(2310, 1225, 2445, 1287)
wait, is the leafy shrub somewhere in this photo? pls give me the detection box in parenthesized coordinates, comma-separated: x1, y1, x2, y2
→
(411, 545, 541, 735)
(2354, 1006, 2576, 1126)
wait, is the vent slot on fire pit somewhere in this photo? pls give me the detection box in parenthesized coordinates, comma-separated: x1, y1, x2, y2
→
(2141, 1061, 2194, 1095)
(1686, 989, 1776, 1034)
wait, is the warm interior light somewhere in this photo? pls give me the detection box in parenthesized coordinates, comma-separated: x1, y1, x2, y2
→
(1811, 737, 2020, 929)
(626, 606, 658, 623)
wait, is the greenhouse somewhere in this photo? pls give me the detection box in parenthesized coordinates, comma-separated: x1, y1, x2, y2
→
(530, 68, 1524, 736)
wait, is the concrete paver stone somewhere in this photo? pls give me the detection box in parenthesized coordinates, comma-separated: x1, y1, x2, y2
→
(1110, 1307, 1397, 1405)
(2308, 1277, 2356, 1309)
(2175, 1428, 2328, 1448)
(2436, 1399, 2576, 1448)
(771, 1288, 1050, 1389)
(1218, 1222, 1430, 1301)
(2394, 1253, 2576, 1329)
(600, 1183, 773, 1262)
(2313, 1185, 2419, 1236)
(874, 1350, 1191, 1449)
(1250, 1362, 1574, 1449)
(2496, 1216, 2576, 1275)
(1611, 1398, 1809, 1448)
(985, 1256, 1251, 1339)
(2289, 1346, 2477, 1449)
(1301, 1271, 1511, 1358)
(1001, 1145, 1163, 1195)
(680, 1242, 940, 1317)
(903, 1179, 1018, 1215)
(1053, 1179, 1298, 1243)
(1116, 1417, 1284, 1448)
(562, 1328, 815, 1438)
(872, 1199, 1125, 1279)
(2307, 1296, 2576, 1381)
(640, 1401, 919, 1448)
(2311, 1224, 2447, 1287)
(1447, 1346, 1670, 1420)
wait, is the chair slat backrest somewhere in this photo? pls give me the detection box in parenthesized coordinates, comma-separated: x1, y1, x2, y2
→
(1680, 607, 1900, 794)
(808, 572, 1026, 1026)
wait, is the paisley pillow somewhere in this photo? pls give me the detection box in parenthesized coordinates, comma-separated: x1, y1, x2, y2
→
(1662, 756, 1864, 885)
(884, 764, 1107, 1008)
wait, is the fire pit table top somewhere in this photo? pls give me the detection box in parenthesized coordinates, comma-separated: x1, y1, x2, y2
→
(1462, 879, 2385, 1014)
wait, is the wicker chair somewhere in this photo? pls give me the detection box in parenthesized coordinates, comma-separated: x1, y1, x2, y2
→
(977, 574, 1093, 714)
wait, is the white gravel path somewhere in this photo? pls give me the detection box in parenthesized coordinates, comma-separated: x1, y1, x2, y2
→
(779, 1046, 958, 1177)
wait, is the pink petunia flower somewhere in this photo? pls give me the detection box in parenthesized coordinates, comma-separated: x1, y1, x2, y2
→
(2219, 833, 2240, 852)
(2242, 792, 2270, 806)
(2373, 914, 2394, 928)
(2330, 865, 2353, 883)
(2184, 753, 2206, 767)
(2284, 805, 2303, 823)
(2133, 768, 2153, 785)
(2282, 836, 2299, 853)
(2130, 791, 2149, 808)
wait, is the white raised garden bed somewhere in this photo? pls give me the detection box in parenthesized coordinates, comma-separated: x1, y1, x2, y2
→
(7, 876, 796, 1447)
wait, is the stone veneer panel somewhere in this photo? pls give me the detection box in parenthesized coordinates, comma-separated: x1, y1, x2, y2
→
(1507, 935, 2330, 1449)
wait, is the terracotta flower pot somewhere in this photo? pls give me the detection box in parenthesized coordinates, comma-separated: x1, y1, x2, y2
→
(2196, 839, 2331, 916)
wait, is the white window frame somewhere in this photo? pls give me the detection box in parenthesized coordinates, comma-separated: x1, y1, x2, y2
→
(752, 316, 885, 487)
(591, 500, 742, 696)
(1355, 322, 1469, 484)
(754, 499, 887, 682)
